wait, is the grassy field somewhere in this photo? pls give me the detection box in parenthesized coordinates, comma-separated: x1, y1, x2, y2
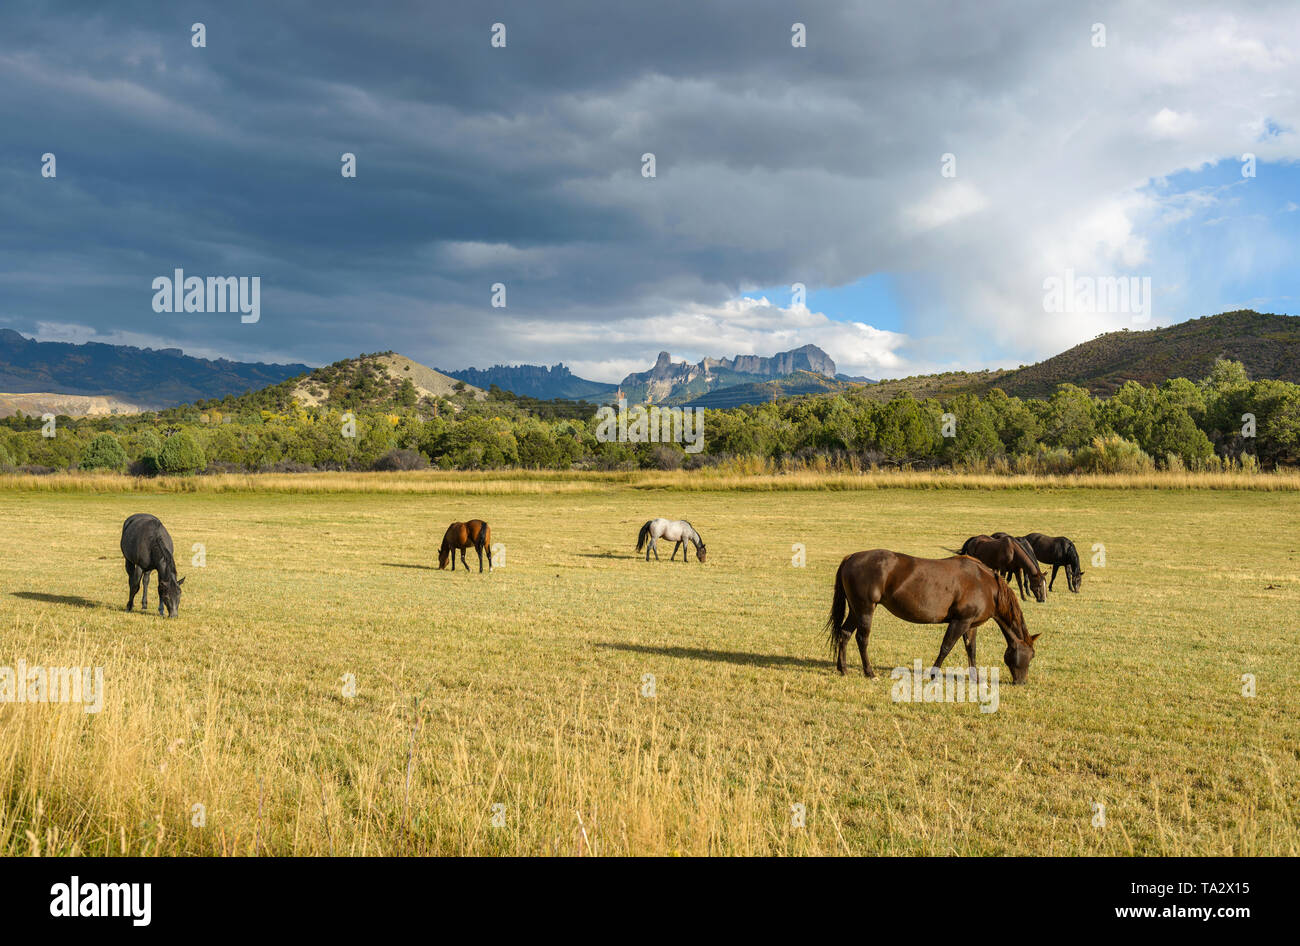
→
(0, 473, 1296, 855)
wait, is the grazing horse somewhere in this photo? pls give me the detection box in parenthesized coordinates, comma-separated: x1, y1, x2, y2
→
(992, 532, 1040, 570)
(120, 513, 185, 617)
(635, 518, 707, 563)
(956, 534, 1046, 602)
(439, 519, 492, 572)
(825, 550, 1039, 683)
(1024, 533, 1084, 592)
(992, 531, 1043, 592)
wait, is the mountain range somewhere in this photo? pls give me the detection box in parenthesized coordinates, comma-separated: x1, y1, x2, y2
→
(445, 343, 846, 405)
(1, 310, 1296, 417)
(441, 363, 617, 401)
(0, 329, 309, 412)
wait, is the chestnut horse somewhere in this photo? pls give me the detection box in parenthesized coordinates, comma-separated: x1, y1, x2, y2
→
(439, 519, 492, 572)
(825, 550, 1039, 684)
(955, 534, 1046, 602)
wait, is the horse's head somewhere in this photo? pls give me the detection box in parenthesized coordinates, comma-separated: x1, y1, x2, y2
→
(159, 574, 184, 618)
(437, 548, 450, 569)
(1069, 568, 1084, 593)
(1003, 632, 1039, 685)
(1029, 569, 1047, 602)
(994, 578, 1039, 682)
(696, 544, 707, 563)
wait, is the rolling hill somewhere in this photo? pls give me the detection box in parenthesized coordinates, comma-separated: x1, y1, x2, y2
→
(849, 310, 1299, 403)
(193, 352, 485, 415)
(979, 310, 1300, 398)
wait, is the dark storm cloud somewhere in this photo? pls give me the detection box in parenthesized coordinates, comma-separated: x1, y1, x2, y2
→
(1, 0, 1297, 378)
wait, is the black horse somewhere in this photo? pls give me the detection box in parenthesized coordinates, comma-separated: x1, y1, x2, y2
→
(1023, 533, 1084, 593)
(121, 513, 185, 616)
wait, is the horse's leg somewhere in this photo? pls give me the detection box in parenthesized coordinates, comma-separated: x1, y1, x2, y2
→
(126, 562, 140, 611)
(651, 537, 659, 561)
(963, 625, 979, 683)
(1048, 563, 1059, 590)
(854, 603, 876, 678)
(1014, 568, 1028, 601)
(833, 606, 854, 676)
(141, 570, 150, 611)
(477, 545, 484, 572)
(670, 540, 679, 561)
(460, 549, 469, 572)
(930, 620, 968, 678)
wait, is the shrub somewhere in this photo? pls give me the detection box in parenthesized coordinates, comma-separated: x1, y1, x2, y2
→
(372, 448, 428, 472)
(202, 460, 244, 475)
(1073, 435, 1154, 474)
(643, 444, 685, 471)
(157, 432, 206, 475)
(79, 432, 128, 471)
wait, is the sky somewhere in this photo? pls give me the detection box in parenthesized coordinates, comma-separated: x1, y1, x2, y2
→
(1, 0, 1297, 382)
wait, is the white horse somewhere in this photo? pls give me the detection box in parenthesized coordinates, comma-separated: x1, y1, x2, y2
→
(636, 518, 707, 563)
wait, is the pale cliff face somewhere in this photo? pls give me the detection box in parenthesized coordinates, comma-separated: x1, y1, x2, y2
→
(623, 345, 836, 390)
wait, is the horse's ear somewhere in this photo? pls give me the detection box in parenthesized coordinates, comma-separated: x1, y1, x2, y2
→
(177, 576, 186, 586)
(1028, 632, 1040, 644)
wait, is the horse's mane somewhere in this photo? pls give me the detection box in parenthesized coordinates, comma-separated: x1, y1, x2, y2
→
(1010, 541, 1040, 574)
(151, 535, 176, 581)
(995, 575, 1027, 639)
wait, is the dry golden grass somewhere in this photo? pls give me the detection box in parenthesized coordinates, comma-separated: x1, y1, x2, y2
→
(3, 467, 1298, 495)
(0, 478, 1296, 855)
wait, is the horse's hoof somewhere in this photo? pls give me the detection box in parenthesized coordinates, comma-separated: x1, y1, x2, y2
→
(863, 671, 876, 679)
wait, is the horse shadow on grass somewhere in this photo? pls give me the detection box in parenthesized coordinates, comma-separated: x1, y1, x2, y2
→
(381, 562, 438, 571)
(11, 591, 104, 610)
(596, 641, 825, 671)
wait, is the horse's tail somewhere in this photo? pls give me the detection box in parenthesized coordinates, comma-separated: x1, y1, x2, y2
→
(635, 520, 652, 552)
(942, 545, 964, 556)
(824, 559, 848, 658)
(475, 521, 489, 555)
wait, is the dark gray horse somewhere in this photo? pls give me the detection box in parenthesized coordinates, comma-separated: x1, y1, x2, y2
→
(121, 513, 185, 617)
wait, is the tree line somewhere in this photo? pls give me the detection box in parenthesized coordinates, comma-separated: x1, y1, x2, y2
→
(0, 359, 1295, 474)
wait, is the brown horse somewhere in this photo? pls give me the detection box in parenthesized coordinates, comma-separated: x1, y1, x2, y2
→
(956, 534, 1046, 602)
(439, 520, 492, 572)
(825, 550, 1039, 684)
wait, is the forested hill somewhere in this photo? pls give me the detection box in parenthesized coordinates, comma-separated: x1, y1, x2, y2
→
(986, 310, 1299, 397)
